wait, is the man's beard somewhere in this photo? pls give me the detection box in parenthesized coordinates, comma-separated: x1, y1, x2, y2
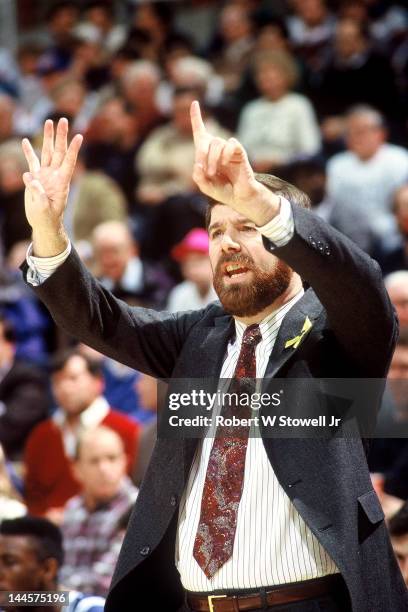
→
(213, 253, 293, 317)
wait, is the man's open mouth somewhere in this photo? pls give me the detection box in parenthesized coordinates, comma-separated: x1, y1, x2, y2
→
(224, 263, 250, 277)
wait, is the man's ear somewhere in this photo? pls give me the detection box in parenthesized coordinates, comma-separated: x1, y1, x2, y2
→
(41, 557, 59, 587)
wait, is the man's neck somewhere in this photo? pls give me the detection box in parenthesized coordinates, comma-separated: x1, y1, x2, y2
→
(234, 275, 303, 326)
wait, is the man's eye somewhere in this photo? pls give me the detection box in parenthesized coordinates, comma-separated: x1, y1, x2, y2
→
(211, 230, 222, 238)
(242, 226, 256, 232)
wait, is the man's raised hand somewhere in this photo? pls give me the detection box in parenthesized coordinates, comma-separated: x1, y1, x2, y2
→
(22, 118, 82, 236)
(190, 101, 279, 226)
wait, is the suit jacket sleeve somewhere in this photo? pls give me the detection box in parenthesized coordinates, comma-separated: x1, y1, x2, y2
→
(264, 204, 398, 377)
(21, 249, 203, 379)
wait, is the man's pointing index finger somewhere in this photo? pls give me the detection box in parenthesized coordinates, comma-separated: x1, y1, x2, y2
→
(190, 100, 206, 145)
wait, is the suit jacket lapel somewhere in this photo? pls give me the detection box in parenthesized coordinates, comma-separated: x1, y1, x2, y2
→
(262, 288, 323, 388)
(182, 313, 235, 480)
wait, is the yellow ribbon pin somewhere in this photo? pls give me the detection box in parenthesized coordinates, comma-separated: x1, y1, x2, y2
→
(284, 316, 313, 349)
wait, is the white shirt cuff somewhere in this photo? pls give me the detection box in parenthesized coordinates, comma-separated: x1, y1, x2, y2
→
(256, 196, 294, 247)
(26, 241, 72, 286)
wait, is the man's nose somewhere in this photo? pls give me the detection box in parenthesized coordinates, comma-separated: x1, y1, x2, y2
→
(221, 233, 241, 253)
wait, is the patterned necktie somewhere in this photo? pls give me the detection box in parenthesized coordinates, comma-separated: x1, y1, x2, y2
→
(193, 323, 262, 578)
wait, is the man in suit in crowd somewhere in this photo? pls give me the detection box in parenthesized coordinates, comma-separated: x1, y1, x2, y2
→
(20, 106, 408, 611)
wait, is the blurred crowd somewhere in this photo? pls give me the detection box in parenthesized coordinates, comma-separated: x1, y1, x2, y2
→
(0, 0, 408, 605)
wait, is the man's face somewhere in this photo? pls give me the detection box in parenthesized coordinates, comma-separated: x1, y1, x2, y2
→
(391, 534, 408, 585)
(0, 535, 47, 593)
(208, 204, 292, 317)
(75, 432, 126, 503)
(95, 236, 135, 281)
(346, 115, 385, 160)
(255, 63, 289, 101)
(388, 284, 408, 327)
(51, 355, 102, 416)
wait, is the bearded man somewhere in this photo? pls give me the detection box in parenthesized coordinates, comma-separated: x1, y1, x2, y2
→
(20, 103, 407, 611)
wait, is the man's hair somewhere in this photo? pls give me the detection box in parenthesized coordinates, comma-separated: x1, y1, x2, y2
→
(205, 173, 311, 229)
(0, 516, 64, 567)
(389, 501, 408, 537)
(0, 314, 17, 344)
(253, 50, 299, 90)
(50, 347, 103, 378)
(346, 104, 386, 130)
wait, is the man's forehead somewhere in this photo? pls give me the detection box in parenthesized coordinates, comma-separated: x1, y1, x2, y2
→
(0, 534, 33, 554)
(209, 204, 254, 227)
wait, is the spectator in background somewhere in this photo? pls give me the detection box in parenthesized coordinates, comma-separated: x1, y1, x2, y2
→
(0, 516, 105, 611)
(389, 501, 408, 586)
(385, 271, 408, 332)
(0, 443, 26, 519)
(136, 88, 229, 206)
(0, 315, 48, 461)
(24, 349, 139, 519)
(120, 60, 163, 141)
(283, 158, 375, 254)
(375, 185, 408, 276)
(92, 221, 171, 308)
(130, 1, 175, 63)
(157, 55, 225, 118)
(60, 426, 138, 597)
(237, 50, 321, 172)
(207, 2, 254, 94)
(0, 95, 17, 144)
(0, 140, 32, 255)
(83, 1, 127, 57)
(65, 154, 127, 246)
(327, 106, 408, 243)
(132, 374, 158, 488)
(167, 228, 217, 312)
(46, 77, 98, 134)
(286, 0, 335, 72)
(315, 18, 398, 119)
(83, 96, 139, 207)
(78, 343, 151, 424)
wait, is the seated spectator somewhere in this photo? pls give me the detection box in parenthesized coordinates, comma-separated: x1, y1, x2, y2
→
(167, 228, 217, 312)
(237, 50, 321, 172)
(92, 220, 172, 307)
(78, 343, 152, 424)
(136, 88, 229, 206)
(282, 158, 375, 254)
(315, 18, 399, 119)
(120, 60, 164, 141)
(327, 106, 408, 243)
(0, 315, 49, 461)
(83, 1, 127, 57)
(0, 515, 105, 611)
(206, 2, 254, 93)
(24, 349, 139, 518)
(0, 254, 52, 366)
(286, 0, 336, 72)
(0, 140, 32, 255)
(82, 96, 139, 207)
(375, 185, 408, 276)
(132, 374, 158, 488)
(0, 94, 16, 144)
(0, 443, 26, 519)
(60, 426, 138, 596)
(385, 271, 408, 332)
(389, 501, 408, 586)
(66, 154, 127, 245)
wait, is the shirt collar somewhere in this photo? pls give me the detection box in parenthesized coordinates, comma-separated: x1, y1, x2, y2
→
(52, 395, 110, 429)
(233, 290, 304, 345)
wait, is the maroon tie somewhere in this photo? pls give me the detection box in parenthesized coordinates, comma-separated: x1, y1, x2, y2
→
(193, 324, 262, 578)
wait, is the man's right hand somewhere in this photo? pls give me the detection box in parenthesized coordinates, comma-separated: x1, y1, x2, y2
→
(21, 118, 82, 256)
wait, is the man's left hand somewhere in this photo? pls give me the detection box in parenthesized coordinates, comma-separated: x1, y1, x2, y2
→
(190, 101, 280, 226)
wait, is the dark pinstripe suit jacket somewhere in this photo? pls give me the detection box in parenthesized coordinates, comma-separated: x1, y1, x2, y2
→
(23, 205, 408, 611)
